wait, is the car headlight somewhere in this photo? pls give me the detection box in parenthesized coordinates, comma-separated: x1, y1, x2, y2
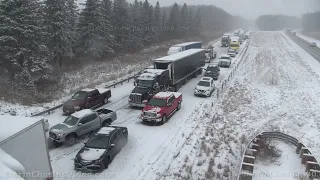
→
(74, 106, 80, 110)
(94, 158, 102, 163)
(156, 114, 161, 118)
(57, 133, 64, 137)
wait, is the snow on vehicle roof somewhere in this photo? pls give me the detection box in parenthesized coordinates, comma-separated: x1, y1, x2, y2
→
(221, 54, 230, 57)
(154, 91, 182, 99)
(97, 127, 115, 135)
(154, 49, 204, 62)
(81, 88, 96, 92)
(173, 41, 201, 47)
(138, 72, 157, 80)
(0, 115, 43, 142)
(71, 109, 93, 118)
(201, 77, 212, 81)
(143, 69, 166, 75)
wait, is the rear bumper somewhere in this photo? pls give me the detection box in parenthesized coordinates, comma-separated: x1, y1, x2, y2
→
(129, 102, 145, 107)
(194, 91, 210, 96)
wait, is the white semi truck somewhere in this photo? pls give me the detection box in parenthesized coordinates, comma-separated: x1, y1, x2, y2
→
(0, 115, 53, 180)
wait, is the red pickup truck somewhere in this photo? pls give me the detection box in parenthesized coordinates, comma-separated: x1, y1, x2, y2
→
(62, 88, 111, 115)
(141, 91, 182, 124)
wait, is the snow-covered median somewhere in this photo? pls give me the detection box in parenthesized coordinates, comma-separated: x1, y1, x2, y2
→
(157, 31, 320, 179)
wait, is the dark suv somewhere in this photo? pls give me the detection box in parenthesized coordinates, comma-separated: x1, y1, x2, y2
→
(74, 126, 128, 172)
(204, 64, 220, 80)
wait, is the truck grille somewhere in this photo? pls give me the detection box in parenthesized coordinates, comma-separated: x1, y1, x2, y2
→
(130, 93, 142, 103)
(49, 132, 57, 139)
(144, 112, 156, 117)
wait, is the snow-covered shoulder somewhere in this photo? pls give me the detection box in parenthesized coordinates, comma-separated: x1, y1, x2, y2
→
(0, 115, 42, 142)
(293, 29, 320, 45)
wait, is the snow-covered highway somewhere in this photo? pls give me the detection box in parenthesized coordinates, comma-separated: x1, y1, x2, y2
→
(45, 37, 248, 179)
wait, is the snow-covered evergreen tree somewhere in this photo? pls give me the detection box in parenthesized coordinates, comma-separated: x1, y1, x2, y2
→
(66, 0, 79, 55)
(153, 1, 161, 41)
(140, 0, 154, 44)
(77, 0, 114, 58)
(128, 0, 143, 49)
(180, 3, 188, 37)
(112, 0, 133, 51)
(168, 3, 180, 38)
(101, 0, 117, 54)
(0, 0, 52, 92)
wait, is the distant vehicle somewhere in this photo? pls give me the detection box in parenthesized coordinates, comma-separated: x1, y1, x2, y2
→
(134, 65, 155, 86)
(49, 108, 117, 146)
(194, 77, 215, 97)
(63, 88, 111, 115)
(74, 126, 128, 172)
(228, 49, 236, 57)
(310, 42, 317, 47)
(140, 92, 182, 124)
(205, 56, 211, 63)
(204, 63, 220, 80)
(221, 35, 230, 47)
(218, 55, 232, 68)
(204, 45, 217, 60)
(167, 42, 202, 55)
(229, 38, 240, 53)
(129, 49, 205, 107)
(234, 30, 240, 36)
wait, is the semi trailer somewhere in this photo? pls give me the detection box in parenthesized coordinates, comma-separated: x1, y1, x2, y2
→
(129, 49, 205, 107)
(167, 42, 202, 55)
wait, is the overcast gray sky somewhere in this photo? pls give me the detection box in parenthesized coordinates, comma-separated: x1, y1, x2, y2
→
(76, 0, 320, 19)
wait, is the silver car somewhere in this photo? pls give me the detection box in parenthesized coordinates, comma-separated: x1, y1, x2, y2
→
(310, 42, 317, 47)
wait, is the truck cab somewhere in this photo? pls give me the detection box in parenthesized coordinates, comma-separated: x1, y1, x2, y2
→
(129, 69, 170, 107)
(229, 38, 240, 53)
(221, 35, 230, 47)
(140, 92, 182, 124)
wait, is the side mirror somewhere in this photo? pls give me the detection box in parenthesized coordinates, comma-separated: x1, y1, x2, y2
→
(83, 140, 87, 145)
(142, 100, 148, 104)
(78, 123, 83, 126)
(110, 144, 115, 148)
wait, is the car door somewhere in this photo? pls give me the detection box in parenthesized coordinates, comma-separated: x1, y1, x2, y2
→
(210, 80, 214, 91)
(108, 132, 118, 157)
(77, 116, 92, 136)
(91, 90, 101, 106)
(167, 96, 176, 115)
(86, 113, 101, 131)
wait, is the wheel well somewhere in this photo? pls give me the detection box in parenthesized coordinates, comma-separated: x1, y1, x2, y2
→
(66, 132, 77, 138)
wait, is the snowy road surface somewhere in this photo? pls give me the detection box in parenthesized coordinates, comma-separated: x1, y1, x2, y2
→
(48, 38, 249, 179)
(293, 29, 320, 46)
(153, 31, 320, 180)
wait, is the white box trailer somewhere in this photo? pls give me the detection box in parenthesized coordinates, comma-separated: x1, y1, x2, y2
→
(0, 115, 53, 180)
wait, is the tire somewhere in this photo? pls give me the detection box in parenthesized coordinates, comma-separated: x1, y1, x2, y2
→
(104, 156, 110, 169)
(65, 134, 77, 146)
(102, 120, 111, 127)
(161, 115, 167, 124)
(177, 102, 181, 111)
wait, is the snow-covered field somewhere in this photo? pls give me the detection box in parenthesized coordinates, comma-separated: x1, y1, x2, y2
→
(151, 31, 320, 180)
(47, 36, 249, 180)
(293, 29, 320, 46)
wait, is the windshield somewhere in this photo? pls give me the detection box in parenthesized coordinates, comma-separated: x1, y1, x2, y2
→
(168, 46, 181, 54)
(221, 56, 230, 59)
(72, 91, 88, 99)
(137, 80, 153, 88)
(86, 135, 110, 149)
(207, 66, 218, 71)
(63, 116, 79, 126)
(230, 44, 238, 47)
(198, 81, 210, 87)
(148, 98, 166, 106)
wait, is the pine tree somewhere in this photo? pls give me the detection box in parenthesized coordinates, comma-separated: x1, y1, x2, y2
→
(140, 0, 154, 45)
(112, 0, 133, 51)
(180, 3, 188, 37)
(66, 0, 79, 55)
(160, 10, 167, 39)
(101, 0, 116, 54)
(153, 1, 161, 41)
(129, 0, 143, 49)
(0, 0, 52, 92)
(43, 0, 72, 67)
(77, 0, 114, 58)
(168, 3, 180, 38)
(194, 7, 202, 35)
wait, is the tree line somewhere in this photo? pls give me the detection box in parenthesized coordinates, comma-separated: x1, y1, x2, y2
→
(301, 11, 320, 32)
(255, 15, 301, 31)
(0, 0, 242, 97)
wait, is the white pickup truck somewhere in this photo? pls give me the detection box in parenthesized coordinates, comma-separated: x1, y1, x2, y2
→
(49, 108, 117, 146)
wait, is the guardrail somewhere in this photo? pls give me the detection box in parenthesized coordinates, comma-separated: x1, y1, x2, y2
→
(237, 131, 320, 180)
(213, 37, 251, 100)
(30, 75, 136, 117)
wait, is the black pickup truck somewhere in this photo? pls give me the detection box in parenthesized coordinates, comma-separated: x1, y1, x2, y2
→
(62, 88, 111, 115)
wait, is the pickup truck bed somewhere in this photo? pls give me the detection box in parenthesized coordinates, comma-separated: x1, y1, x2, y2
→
(96, 108, 117, 124)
